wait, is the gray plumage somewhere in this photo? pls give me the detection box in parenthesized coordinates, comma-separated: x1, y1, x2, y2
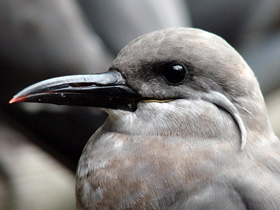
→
(75, 28, 280, 209)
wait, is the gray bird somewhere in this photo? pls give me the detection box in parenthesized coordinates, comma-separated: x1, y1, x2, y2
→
(10, 28, 280, 209)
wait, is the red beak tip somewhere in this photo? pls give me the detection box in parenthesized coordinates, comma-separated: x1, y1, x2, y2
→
(9, 96, 26, 104)
(9, 98, 16, 104)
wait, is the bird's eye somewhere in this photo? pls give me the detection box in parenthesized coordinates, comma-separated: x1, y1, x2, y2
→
(163, 64, 187, 85)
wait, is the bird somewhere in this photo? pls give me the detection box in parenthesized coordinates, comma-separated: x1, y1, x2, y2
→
(10, 27, 280, 209)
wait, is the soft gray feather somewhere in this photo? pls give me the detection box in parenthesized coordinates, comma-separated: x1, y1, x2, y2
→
(76, 28, 280, 209)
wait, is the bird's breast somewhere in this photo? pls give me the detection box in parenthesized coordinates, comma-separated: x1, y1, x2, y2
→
(76, 132, 236, 209)
(76, 132, 187, 208)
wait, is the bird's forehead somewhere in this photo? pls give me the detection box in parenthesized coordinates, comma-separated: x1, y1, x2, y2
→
(112, 27, 223, 69)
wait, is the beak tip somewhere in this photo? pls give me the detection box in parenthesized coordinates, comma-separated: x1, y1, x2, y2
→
(9, 95, 26, 104)
(9, 98, 16, 104)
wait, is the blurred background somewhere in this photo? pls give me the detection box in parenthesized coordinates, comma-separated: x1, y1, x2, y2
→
(1, 0, 280, 209)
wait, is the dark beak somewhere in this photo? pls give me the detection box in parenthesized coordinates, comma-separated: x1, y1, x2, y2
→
(9, 70, 140, 111)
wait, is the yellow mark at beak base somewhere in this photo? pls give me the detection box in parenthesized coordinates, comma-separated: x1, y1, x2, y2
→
(140, 99, 173, 103)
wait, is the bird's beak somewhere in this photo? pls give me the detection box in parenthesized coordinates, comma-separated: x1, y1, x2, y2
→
(9, 70, 140, 111)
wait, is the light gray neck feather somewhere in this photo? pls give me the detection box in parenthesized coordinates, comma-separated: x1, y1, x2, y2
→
(104, 99, 240, 146)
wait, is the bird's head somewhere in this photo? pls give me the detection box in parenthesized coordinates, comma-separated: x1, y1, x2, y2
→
(10, 28, 272, 149)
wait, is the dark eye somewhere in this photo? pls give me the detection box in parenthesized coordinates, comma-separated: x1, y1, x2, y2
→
(163, 64, 187, 85)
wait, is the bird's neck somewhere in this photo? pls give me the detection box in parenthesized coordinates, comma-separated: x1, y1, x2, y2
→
(104, 100, 242, 148)
(236, 93, 276, 145)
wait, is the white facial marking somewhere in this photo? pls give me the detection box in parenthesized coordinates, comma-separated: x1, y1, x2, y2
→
(114, 140, 124, 148)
